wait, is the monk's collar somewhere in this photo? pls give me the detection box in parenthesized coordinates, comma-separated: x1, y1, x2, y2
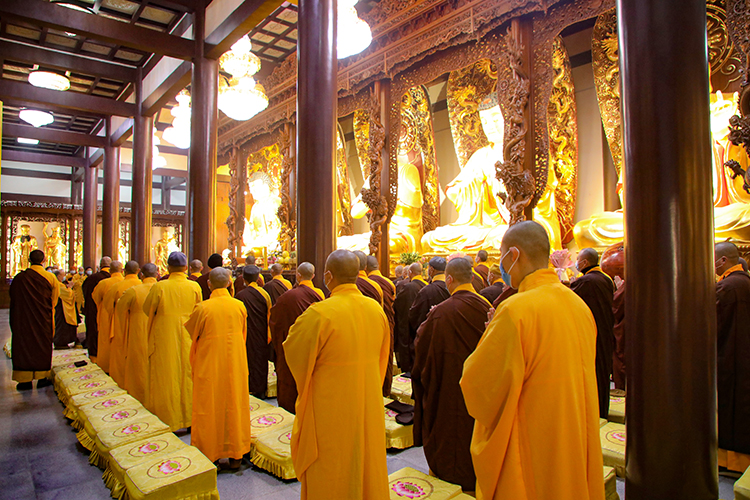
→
(582, 265, 597, 275)
(210, 288, 231, 298)
(124, 274, 139, 281)
(102, 267, 110, 272)
(491, 278, 503, 285)
(190, 272, 202, 278)
(250, 282, 261, 289)
(431, 274, 446, 282)
(143, 277, 157, 284)
(368, 270, 384, 278)
(518, 268, 560, 293)
(411, 276, 427, 284)
(585, 266, 613, 284)
(272, 274, 285, 281)
(451, 283, 475, 296)
(30, 264, 45, 271)
(299, 280, 315, 288)
(720, 264, 745, 281)
(331, 283, 360, 295)
(111, 272, 123, 277)
(358, 270, 368, 278)
(168, 272, 187, 279)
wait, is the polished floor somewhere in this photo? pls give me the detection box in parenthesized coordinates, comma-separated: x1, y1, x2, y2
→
(0, 309, 735, 499)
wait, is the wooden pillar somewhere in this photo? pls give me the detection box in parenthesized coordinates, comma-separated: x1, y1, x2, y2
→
(68, 217, 75, 270)
(83, 164, 97, 269)
(188, 6, 218, 263)
(376, 80, 391, 275)
(297, 0, 337, 287)
(510, 17, 535, 221)
(102, 118, 120, 259)
(618, 0, 718, 498)
(1, 214, 8, 282)
(131, 70, 154, 265)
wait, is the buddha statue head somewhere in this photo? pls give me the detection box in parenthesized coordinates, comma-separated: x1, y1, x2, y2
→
(248, 172, 275, 202)
(478, 92, 504, 152)
(160, 228, 171, 242)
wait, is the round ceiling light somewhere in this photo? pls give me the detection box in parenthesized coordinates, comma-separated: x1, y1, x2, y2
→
(17, 138, 40, 145)
(19, 109, 54, 128)
(50, 0, 95, 14)
(28, 70, 71, 91)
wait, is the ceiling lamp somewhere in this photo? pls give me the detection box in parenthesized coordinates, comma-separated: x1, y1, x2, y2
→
(219, 35, 261, 79)
(337, 2, 372, 59)
(19, 109, 54, 128)
(152, 133, 167, 170)
(218, 76, 269, 121)
(17, 138, 39, 145)
(28, 70, 70, 91)
(162, 91, 191, 149)
(50, 0, 95, 14)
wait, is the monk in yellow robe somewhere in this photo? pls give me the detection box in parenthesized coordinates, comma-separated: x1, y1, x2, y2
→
(106, 261, 142, 385)
(71, 267, 86, 314)
(460, 221, 604, 500)
(185, 268, 252, 466)
(284, 249, 390, 500)
(92, 261, 124, 373)
(53, 270, 79, 348)
(143, 252, 202, 431)
(115, 263, 158, 403)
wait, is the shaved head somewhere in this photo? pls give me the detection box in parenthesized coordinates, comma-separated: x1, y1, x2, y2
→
(190, 260, 203, 273)
(141, 263, 158, 278)
(716, 241, 740, 261)
(243, 265, 261, 284)
(741, 257, 749, 272)
(29, 250, 45, 265)
(395, 265, 404, 277)
(408, 262, 422, 278)
(578, 248, 599, 266)
(124, 260, 140, 275)
(366, 255, 379, 272)
(100, 256, 112, 268)
(326, 250, 360, 283)
(297, 262, 315, 281)
(353, 250, 367, 271)
(270, 263, 283, 276)
(501, 221, 550, 268)
(209, 267, 231, 290)
(110, 260, 123, 273)
(446, 257, 472, 285)
(54, 269, 66, 281)
(477, 250, 488, 262)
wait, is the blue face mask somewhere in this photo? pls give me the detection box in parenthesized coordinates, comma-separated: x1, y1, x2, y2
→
(499, 248, 518, 288)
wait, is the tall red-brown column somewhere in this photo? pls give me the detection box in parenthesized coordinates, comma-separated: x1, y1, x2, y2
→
(131, 71, 154, 265)
(618, 0, 718, 498)
(102, 118, 120, 259)
(297, 0, 336, 287)
(82, 163, 97, 269)
(188, 7, 218, 264)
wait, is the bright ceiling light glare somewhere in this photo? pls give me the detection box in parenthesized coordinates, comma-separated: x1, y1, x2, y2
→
(28, 70, 71, 91)
(19, 109, 54, 128)
(17, 138, 40, 145)
(50, 0, 95, 14)
(337, 5, 372, 59)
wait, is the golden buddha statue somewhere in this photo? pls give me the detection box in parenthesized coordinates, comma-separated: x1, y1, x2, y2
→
(43, 223, 68, 269)
(421, 96, 509, 253)
(574, 91, 750, 250)
(10, 224, 38, 276)
(242, 172, 282, 258)
(153, 228, 178, 276)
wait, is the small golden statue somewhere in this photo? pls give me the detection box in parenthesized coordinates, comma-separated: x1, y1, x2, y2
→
(10, 224, 38, 276)
(153, 228, 178, 276)
(43, 223, 68, 269)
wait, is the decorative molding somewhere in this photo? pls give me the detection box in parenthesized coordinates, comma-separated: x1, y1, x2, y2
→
(277, 127, 297, 253)
(360, 88, 389, 254)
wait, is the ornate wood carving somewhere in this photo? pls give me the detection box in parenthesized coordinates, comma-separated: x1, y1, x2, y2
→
(277, 127, 297, 252)
(361, 88, 389, 254)
(226, 146, 240, 263)
(727, 0, 750, 115)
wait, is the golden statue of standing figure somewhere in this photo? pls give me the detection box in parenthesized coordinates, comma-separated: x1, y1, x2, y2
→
(10, 224, 38, 277)
(43, 223, 68, 269)
(153, 228, 179, 276)
(242, 171, 282, 259)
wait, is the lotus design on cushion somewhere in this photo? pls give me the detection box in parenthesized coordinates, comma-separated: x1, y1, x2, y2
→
(611, 431, 625, 443)
(386, 410, 398, 418)
(258, 415, 278, 426)
(396, 377, 409, 384)
(101, 399, 120, 408)
(111, 410, 131, 420)
(121, 424, 142, 435)
(138, 442, 160, 454)
(158, 460, 182, 475)
(90, 390, 108, 398)
(391, 481, 426, 498)
(83, 382, 100, 388)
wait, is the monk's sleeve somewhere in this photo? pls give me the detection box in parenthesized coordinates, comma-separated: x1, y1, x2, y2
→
(378, 310, 390, 381)
(460, 308, 524, 454)
(142, 286, 161, 356)
(116, 290, 134, 357)
(92, 282, 105, 307)
(184, 306, 204, 367)
(51, 279, 60, 309)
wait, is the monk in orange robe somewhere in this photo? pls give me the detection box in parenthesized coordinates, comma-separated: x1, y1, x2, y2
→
(104, 261, 142, 383)
(235, 265, 272, 397)
(284, 250, 389, 499)
(185, 268, 252, 466)
(353, 250, 383, 305)
(413, 257, 491, 491)
(269, 262, 324, 413)
(263, 263, 292, 304)
(394, 263, 426, 372)
(10, 250, 59, 390)
(92, 260, 124, 373)
(461, 221, 604, 500)
(366, 256, 396, 396)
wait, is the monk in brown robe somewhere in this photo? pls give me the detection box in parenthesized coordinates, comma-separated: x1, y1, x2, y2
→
(353, 250, 383, 305)
(472, 250, 490, 292)
(480, 264, 506, 305)
(189, 260, 203, 281)
(612, 281, 626, 390)
(366, 256, 396, 396)
(413, 257, 490, 491)
(492, 286, 518, 308)
(82, 256, 111, 357)
(394, 263, 426, 373)
(269, 262, 325, 413)
(570, 247, 615, 419)
(197, 254, 233, 300)
(409, 256, 450, 344)
(393, 265, 405, 286)
(715, 241, 750, 472)
(236, 265, 272, 397)
(53, 270, 79, 349)
(264, 263, 293, 304)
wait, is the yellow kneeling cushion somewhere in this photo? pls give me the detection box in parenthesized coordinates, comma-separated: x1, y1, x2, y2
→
(249, 395, 274, 413)
(65, 386, 126, 425)
(123, 446, 219, 500)
(267, 361, 277, 398)
(55, 366, 106, 394)
(603, 466, 619, 500)
(388, 467, 465, 499)
(390, 375, 414, 406)
(60, 377, 117, 406)
(78, 403, 150, 451)
(384, 398, 413, 450)
(250, 407, 294, 444)
(600, 422, 626, 478)
(609, 390, 625, 424)
(250, 424, 295, 480)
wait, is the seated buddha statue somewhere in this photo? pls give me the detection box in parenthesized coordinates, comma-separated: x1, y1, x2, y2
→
(574, 90, 750, 251)
(421, 95, 509, 253)
(242, 172, 282, 256)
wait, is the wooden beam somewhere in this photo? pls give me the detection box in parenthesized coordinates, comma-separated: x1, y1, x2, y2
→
(124, 140, 189, 156)
(1, 193, 72, 204)
(0, 166, 72, 181)
(0, 40, 136, 82)
(89, 148, 104, 167)
(111, 118, 134, 147)
(1, 149, 87, 168)
(142, 61, 192, 117)
(151, 0, 203, 12)
(0, 79, 135, 117)
(204, 0, 284, 59)
(3, 122, 107, 148)
(0, 0, 195, 60)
